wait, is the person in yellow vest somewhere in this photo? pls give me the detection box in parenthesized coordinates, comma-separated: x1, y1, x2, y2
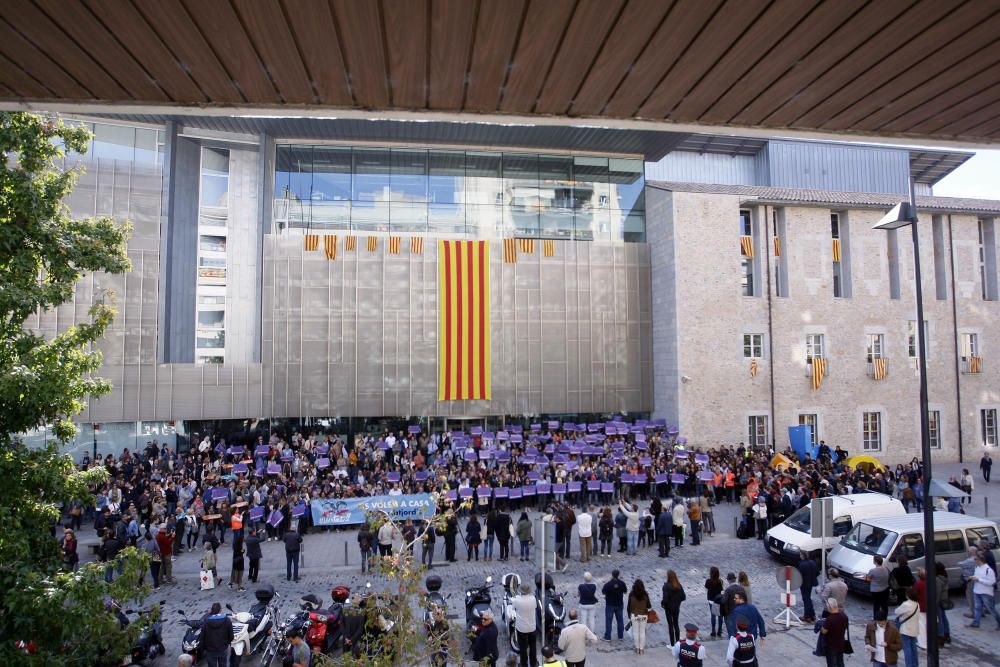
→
(540, 645, 566, 667)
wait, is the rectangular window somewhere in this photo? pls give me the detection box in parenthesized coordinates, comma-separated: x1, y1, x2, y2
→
(740, 209, 755, 297)
(743, 333, 764, 358)
(863, 412, 882, 451)
(832, 213, 844, 298)
(908, 320, 928, 359)
(960, 333, 979, 359)
(983, 409, 998, 447)
(748, 415, 768, 449)
(928, 410, 941, 449)
(866, 334, 885, 362)
(806, 333, 825, 361)
(798, 414, 819, 445)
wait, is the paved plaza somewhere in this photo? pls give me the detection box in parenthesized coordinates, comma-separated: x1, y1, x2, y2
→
(78, 462, 1000, 666)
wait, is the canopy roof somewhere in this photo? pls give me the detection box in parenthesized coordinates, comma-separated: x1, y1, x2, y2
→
(1, 0, 998, 146)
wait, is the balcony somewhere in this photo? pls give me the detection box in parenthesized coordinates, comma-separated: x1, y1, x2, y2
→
(866, 358, 888, 380)
(961, 356, 983, 374)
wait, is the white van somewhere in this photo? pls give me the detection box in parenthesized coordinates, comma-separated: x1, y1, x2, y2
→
(828, 513, 1000, 596)
(765, 493, 905, 563)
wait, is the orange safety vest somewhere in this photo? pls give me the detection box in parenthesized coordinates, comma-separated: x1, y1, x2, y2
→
(724, 472, 735, 487)
(231, 512, 243, 531)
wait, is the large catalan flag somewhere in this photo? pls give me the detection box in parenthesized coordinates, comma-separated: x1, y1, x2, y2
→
(811, 357, 827, 390)
(438, 240, 491, 401)
(873, 357, 887, 380)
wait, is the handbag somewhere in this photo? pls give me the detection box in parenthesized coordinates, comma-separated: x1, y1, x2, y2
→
(646, 609, 660, 624)
(200, 569, 216, 590)
(940, 597, 954, 610)
(843, 627, 854, 655)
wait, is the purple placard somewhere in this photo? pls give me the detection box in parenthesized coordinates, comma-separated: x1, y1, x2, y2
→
(463, 449, 478, 461)
(415, 471, 429, 481)
(677, 437, 688, 445)
(558, 443, 571, 454)
(552, 483, 567, 494)
(668, 425, 680, 435)
(522, 485, 536, 497)
(635, 441, 649, 451)
(494, 487, 510, 498)
(520, 455, 535, 465)
(509, 488, 523, 499)
(530, 423, 542, 431)
(569, 444, 583, 455)
(670, 473, 686, 484)
(601, 482, 615, 493)
(673, 450, 689, 460)
(605, 427, 615, 435)
(459, 487, 474, 498)
(387, 472, 401, 483)
(495, 450, 511, 462)
(249, 506, 264, 521)
(695, 454, 709, 464)
(210, 487, 228, 502)
(635, 433, 646, 442)
(510, 425, 523, 434)
(470, 426, 483, 436)
(527, 471, 541, 481)
(316, 445, 329, 455)
(482, 432, 495, 440)
(292, 503, 306, 518)
(233, 463, 248, 475)
(227, 446, 245, 455)
(478, 449, 493, 460)
(408, 425, 422, 434)
(619, 474, 633, 484)
(536, 482, 551, 495)
(255, 445, 270, 457)
(377, 440, 390, 450)
(700, 471, 716, 482)
(510, 434, 523, 444)
(267, 463, 281, 475)
(655, 473, 669, 484)
(267, 510, 284, 527)
(526, 446, 539, 455)
(611, 441, 626, 450)
(280, 454, 294, 463)
(547, 421, 560, 430)
(586, 480, 601, 490)
(588, 424, 600, 432)
(451, 431, 464, 439)
(639, 456, 653, 467)
(567, 481, 582, 493)
(445, 489, 458, 501)
(477, 486, 491, 497)
(497, 431, 509, 441)
(544, 444, 555, 454)
(214, 443, 225, 453)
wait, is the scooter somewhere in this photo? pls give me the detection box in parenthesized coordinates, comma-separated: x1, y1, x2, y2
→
(465, 575, 494, 647)
(225, 584, 280, 656)
(178, 605, 253, 663)
(535, 572, 566, 647)
(116, 601, 165, 666)
(500, 573, 522, 653)
(422, 575, 448, 631)
(300, 586, 350, 654)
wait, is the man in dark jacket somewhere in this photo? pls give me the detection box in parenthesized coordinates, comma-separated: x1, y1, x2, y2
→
(202, 602, 234, 667)
(443, 514, 458, 562)
(495, 510, 512, 561)
(798, 550, 819, 622)
(284, 527, 302, 582)
(720, 572, 747, 636)
(601, 569, 628, 641)
(245, 529, 263, 583)
(471, 609, 499, 666)
(656, 510, 672, 557)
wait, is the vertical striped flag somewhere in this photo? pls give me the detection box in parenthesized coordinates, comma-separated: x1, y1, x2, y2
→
(774, 237, 781, 256)
(438, 240, 491, 401)
(543, 239, 555, 257)
(740, 235, 754, 257)
(832, 238, 842, 262)
(366, 236, 378, 252)
(344, 235, 357, 252)
(323, 235, 337, 260)
(518, 238, 535, 254)
(388, 236, 401, 254)
(503, 238, 517, 264)
(304, 234, 319, 251)
(410, 237, 423, 255)
(873, 357, 887, 380)
(970, 355, 983, 373)
(750, 358, 759, 378)
(811, 357, 826, 390)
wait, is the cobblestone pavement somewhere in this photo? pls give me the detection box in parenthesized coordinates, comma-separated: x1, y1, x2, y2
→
(79, 462, 999, 665)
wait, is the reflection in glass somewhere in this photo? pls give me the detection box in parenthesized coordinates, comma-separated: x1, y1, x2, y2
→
(390, 149, 428, 202)
(353, 148, 391, 202)
(429, 151, 465, 204)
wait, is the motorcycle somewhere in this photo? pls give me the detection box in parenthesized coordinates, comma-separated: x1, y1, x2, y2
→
(179, 605, 252, 663)
(224, 584, 280, 656)
(500, 573, 522, 653)
(534, 573, 566, 646)
(422, 575, 447, 630)
(259, 586, 350, 667)
(464, 575, 494, 647)
(343, 582, 398, 661)
(114, 601, 165, 666)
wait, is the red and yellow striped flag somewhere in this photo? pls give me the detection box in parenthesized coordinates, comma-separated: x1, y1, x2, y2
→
(304, 234, 319, 251)
(323, 235, 337, 260)
(832, 238, 842, 263)
(503, 238, 517, 264)
(873, 357, 887, 380)
(774, 237, 781, 256)
(344, 235, 357, 251)
(387, 236, 401, 254)
(543, 239, 555, 257)
(811, 357, 826, 390)
(970, 355, 983, 373)
(438, 240, 491, 401)
(740, 235, 753, 257)
(750, 357, 759, 378)
(410, 237, 423, 255)
(366, 236, 378, 252)
(518, 238, 535, 254)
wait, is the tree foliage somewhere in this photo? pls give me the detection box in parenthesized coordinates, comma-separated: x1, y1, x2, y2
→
(0, 111, 143, 665)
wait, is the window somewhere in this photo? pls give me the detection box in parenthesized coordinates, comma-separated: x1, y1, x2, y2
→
(907, 320, 928, 359)
(980, 219, 991, 300)
(798, 414, 819, 444)
(197, 310, 225, 329)
(960, 332, 979, 359)
(866, 334, 884, 362)
(748, 415, 768, 448)
(832, 213, 844, 297)
(833, 516, 854, 537)
(934, 530, 967, 554)
(966, 526, 999, 550)
(894, 533, 925, 560)
(740, 209, 754, 297)
(199, 235, 226, 253)
(862, 411, 882, 451)
(806, 333, 825, 361)
(928, 410, 941, 449)
(197, 356, 224, 365)
(983, 409, 998, 447)
(743, 333, 764, 358)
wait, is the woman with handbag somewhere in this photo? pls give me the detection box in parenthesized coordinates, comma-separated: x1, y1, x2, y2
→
(819, 598, 850, 667)
(895, 588, 920, 667)
(935, 562, 952, 646)
(627, 578, 651, 655)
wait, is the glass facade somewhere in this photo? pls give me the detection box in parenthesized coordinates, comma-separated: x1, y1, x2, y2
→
(273, 145, 645, 241)
(63, 120, 165, 166)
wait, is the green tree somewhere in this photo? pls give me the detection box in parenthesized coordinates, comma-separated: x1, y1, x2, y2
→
(0, 112, 145, 665)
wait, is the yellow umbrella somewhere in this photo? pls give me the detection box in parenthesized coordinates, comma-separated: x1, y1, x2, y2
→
(843, 454, 885, 471)
(769, 453, 795, 471)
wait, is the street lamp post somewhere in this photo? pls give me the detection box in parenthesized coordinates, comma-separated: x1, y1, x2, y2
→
(874, 180, 937, 667)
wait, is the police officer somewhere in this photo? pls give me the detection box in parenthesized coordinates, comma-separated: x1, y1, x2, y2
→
(672, 622, 707, 667)
(726, 616, 758, 667)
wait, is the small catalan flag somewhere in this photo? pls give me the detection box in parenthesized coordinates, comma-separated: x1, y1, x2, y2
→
(873, 357, 887, 380)
(518, 238, 535, 254)
(323, 235, 337, 260)
(832, 238, 842, 263)
(366, 236, 378, 252)
(410, 237, 423, 255)
(740, 235, 753, 258)
(970, 355, 983, 373)
(543, 239, 555, 257)
(344, 235, 357, 251)
(774, 237, 781, 256)
(387, 236, 401, 255)
(503, 238, 517, 264)
(304, 234, 319, 251)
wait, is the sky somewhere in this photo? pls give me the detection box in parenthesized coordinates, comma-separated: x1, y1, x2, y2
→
(932, 149, 1000, 199)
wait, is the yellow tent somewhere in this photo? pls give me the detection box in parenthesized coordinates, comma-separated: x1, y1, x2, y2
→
(770, 453, 795, 471)
(844, 454, 885, 471)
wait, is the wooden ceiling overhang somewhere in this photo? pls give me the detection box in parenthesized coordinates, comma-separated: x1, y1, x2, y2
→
(1, 0, 999, 145)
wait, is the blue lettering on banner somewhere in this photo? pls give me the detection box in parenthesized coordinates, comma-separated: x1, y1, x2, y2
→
(311, 493, 436, 526)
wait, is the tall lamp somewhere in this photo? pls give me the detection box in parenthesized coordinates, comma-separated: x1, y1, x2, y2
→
(874, 181, 937, 667)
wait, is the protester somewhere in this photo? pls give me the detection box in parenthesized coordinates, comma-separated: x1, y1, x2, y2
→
(228, 540, 245, 592)
(959, 546, 979, 618)
(819, 569, 848, 612)
(661, 569, 686, 646)
(516, 511, 532, 561)
(155, 524, 174, 584)
(202, 602, 234, 667)
(557, 609, 598, 667)
(602, 569, 628, 641)
(737, 571, 752, 604)
(577, 506, 593, 563)
(867, 555, 891, 620)
(967, 552, 1000, 629)
(471, 609, 499, 666)
(598, 507, 614, 557)
(627, 578, 651, 655)
(577, 572, 598, 633)
(819, 598, 849, 667)
(798, 550, 819, 623)
(620, 501, 640, 556)
(895, 588, 920, 667)
(864, 608, 902, 667)
(513, 583, 538, 667)
(889, 555, 915, 608)
(466, 514, 482, 561)
(705, 566, 725, 638)
(284, 526, 302, 582)
(245, 529, 262, 583)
